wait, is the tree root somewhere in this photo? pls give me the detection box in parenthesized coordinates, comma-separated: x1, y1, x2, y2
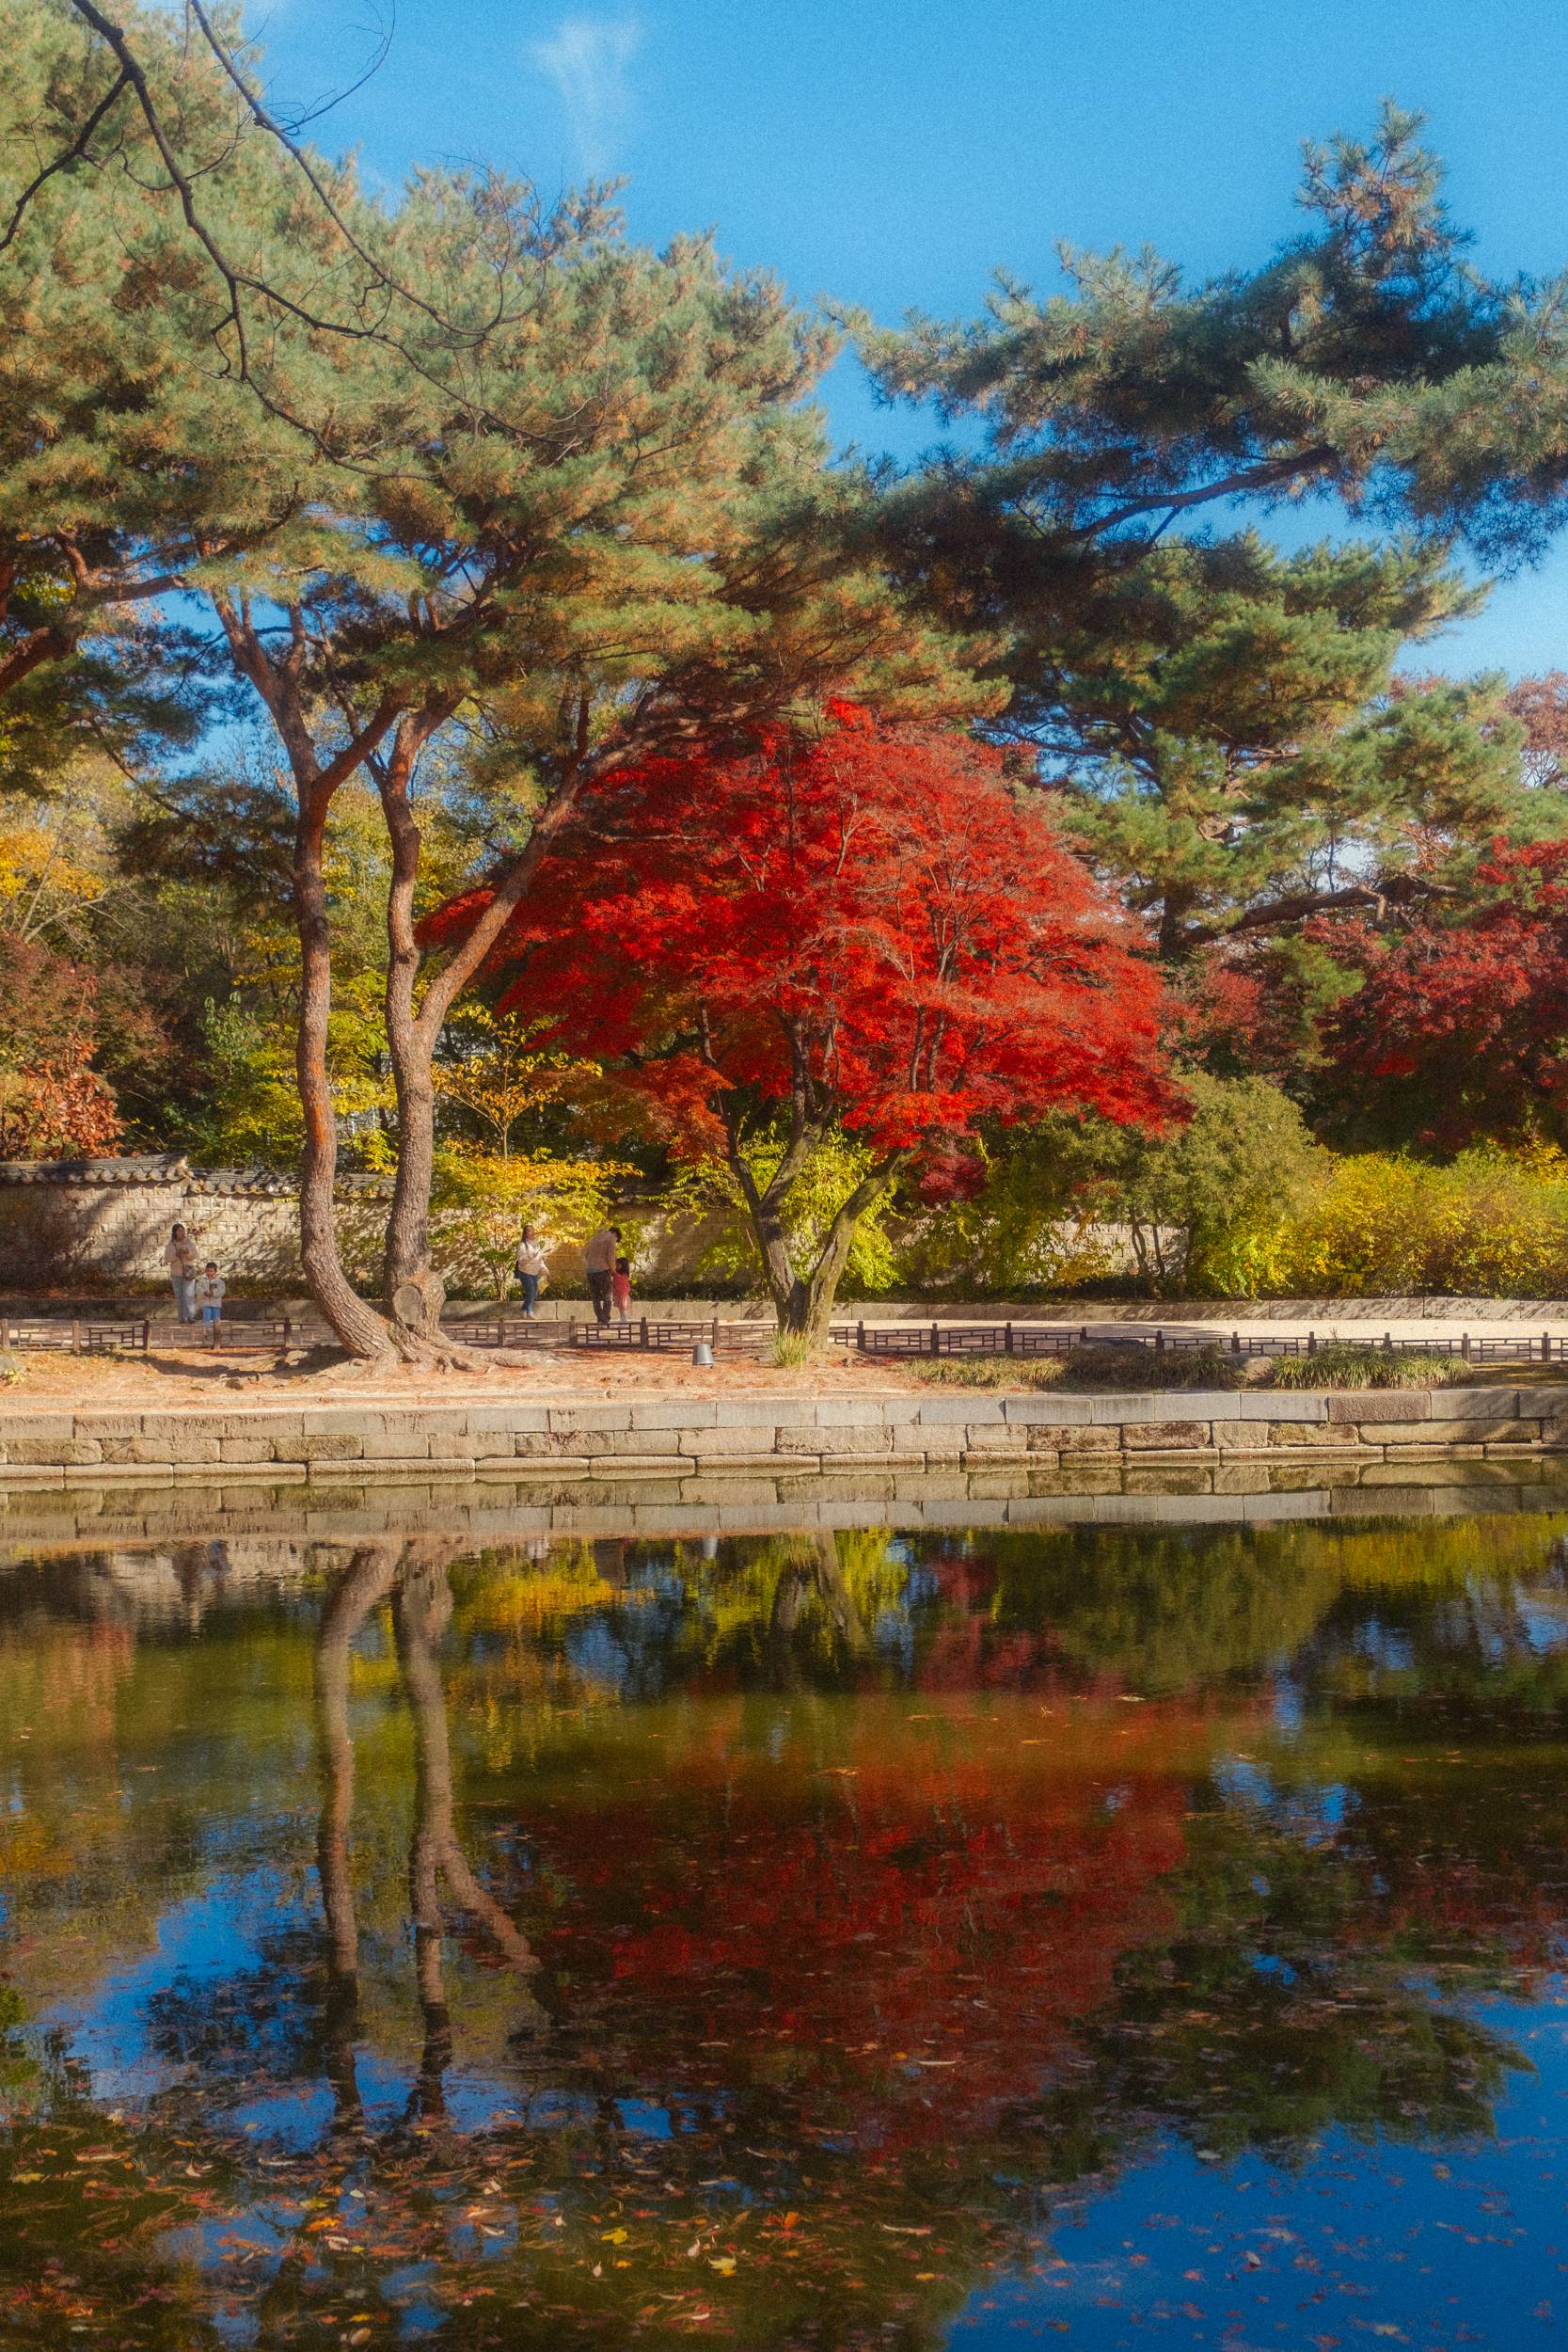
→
(315, 1334, 549, 1378)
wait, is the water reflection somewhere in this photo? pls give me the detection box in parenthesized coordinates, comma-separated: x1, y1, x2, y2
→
(2, 1517, 1568, 2344)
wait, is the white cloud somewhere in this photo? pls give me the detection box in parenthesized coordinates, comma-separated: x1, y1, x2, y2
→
(531, 13, 641, 175)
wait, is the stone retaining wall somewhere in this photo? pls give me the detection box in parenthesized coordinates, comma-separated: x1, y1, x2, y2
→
(3, 1384, 1567, 1488)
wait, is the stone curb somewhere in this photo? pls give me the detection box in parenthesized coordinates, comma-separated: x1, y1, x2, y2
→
(2, 1383, 1567, 1485)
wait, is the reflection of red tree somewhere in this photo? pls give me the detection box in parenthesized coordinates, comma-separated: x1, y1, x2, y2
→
(1342, 1824, 1568, 1987)
(525, 1695, 1224, 2150)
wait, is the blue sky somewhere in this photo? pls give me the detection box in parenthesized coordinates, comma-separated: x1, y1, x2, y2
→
(253, 0, 1568, 678)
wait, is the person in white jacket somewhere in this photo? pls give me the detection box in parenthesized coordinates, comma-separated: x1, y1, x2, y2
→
(514, 1226, 549, 1318)
(197, 1263, 226, 1346)
(165, 1224, 198, 1324)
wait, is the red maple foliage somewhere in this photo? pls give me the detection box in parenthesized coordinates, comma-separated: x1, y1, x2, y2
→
(1316, 841, 1568, 1149)
(425, 708, 1171, 1322)
(0, 1061, 123, 1161)
(522, 1692, 1205, 2155)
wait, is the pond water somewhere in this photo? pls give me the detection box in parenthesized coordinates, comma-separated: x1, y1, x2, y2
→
(4, 1507, 1568, 2347)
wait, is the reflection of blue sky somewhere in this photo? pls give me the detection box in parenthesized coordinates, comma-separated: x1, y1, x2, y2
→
(1214, 1755, 1353, 1846)
(947, 1987, 1566, 2348)
(1516, 1597, 1568, 1654)
(45, 1873, 302, 2104)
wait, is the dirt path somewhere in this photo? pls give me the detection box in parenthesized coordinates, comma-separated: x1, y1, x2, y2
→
(0, 1341, 945, 1410)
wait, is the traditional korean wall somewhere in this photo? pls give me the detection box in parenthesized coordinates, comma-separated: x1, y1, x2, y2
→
(0, 1157, 381, 1290)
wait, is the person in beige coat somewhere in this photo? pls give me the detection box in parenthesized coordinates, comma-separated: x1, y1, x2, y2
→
(583, 1223, 621, 1327)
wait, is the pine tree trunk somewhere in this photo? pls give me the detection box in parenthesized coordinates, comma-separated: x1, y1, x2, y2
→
(294, 790, 397, 1360)
(378, 725, 445, 1338)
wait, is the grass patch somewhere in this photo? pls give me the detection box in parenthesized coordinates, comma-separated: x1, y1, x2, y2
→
(0, 1353, 22, 1388)
(920, 1344, 1252, 1391)
(1263, 1342, 1460, 1391)
(918, 1339, 1503, 1392)
(770, 1328, 819, 1369)
(920, 1356, 1069, 1391)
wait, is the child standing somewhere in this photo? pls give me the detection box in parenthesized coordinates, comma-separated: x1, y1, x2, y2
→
(198, 1262, 226, 1346)
(611, 1254, 633, 1325)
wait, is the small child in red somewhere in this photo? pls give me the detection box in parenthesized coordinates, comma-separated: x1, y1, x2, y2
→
(611, 1255, 633, 1323)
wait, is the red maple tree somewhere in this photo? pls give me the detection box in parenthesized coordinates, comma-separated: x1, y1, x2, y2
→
(1317, 840, 1568, 1149)
(425, 709, 1171, 1331)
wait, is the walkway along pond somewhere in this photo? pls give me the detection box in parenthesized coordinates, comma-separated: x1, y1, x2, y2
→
(4, 1469, 1568, 2345)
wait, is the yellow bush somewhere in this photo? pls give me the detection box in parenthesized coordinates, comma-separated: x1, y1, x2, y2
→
(1262, 1147, 1568, 1297)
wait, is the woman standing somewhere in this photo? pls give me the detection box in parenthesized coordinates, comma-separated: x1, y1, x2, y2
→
(514, 1225, 549, 1319)
(165, 1222, 199, 1325)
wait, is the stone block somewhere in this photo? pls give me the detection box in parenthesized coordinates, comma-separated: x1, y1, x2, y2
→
(1433, 1388, 1523, 1419)
(1212, 1421, 1268, 1451)
(772, 1422, 883, 1454)
(915, 1436, 965, 1462)
(1094, 1391, 1239, 1423)
(1370, 1418, 1516, 1446)
(315, 1454, 451, 1479)
(1507, 1387, 1568, 1419)
(513, 1428, 580, 1457)
(707, 1393, 789, 1425)
(427, 1429, 491, 1458)
(1002, 1391, 1093, 1424)
(1230, 1392, 1327, 1421)
(0, 1413, 73, 1441)
(219, 1438, 276, 1463)
(587, 1452, 685, 1477)
(964, 1422, 1027, 1448)
(813, 1395, 912, 1426)
(463, 1404, 552, 1436)
(1268, 1422, 1367, 1448)
(1120, 1420, 1211, 1451)
(547, 1403, 633, 1434)
(6, 1437, 98, 1465)
(916, 1395, 1005, 1424)
(678, 1425, 782, 1457)
(1026, 1423, 1119, 1453)
(357, 1428, 434, 1460)
(134, 1412, 245, 1441)
(295, 1432, 365, 1461)
(1327, 1391, 1429, 1423)
(627, 1397, 719, 1430)
(133, 1434, 224, 1464)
